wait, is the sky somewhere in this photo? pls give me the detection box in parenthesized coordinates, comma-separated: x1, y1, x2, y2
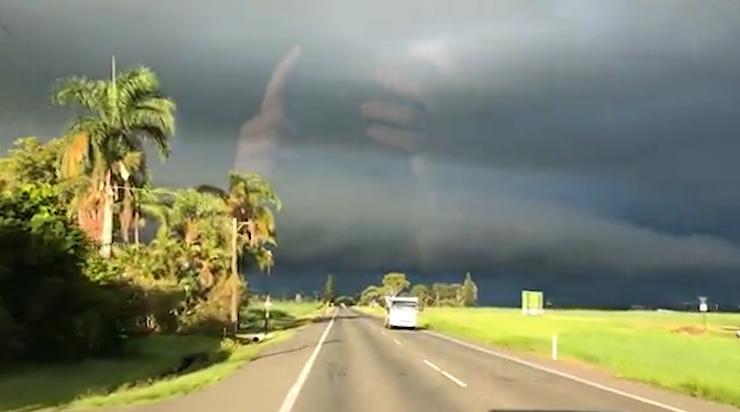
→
(2, 0, 740, 306)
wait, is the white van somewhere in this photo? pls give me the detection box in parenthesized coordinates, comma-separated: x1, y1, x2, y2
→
(384, 296, 419, 329)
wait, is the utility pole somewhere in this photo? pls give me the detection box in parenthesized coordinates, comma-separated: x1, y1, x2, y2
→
(100, 55, 117, 259)
(230, 217, 239, 332)
(263, 250, 273, 333)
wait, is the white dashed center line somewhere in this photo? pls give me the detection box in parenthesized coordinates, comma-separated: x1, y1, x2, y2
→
(423, 359, 468, 388)
(393, 338, 403, 346)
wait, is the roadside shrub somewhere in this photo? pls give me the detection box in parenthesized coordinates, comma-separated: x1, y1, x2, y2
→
(177, 277, 232, 334)
(0, 184, 123, 361)
(0, 301, 20, 362)
(107, 242, 231, 335)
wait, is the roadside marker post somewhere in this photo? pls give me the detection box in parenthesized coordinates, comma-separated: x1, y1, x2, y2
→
(264, 296, 272, 333)
(698, 296, 708, 331)
(552, 334, 558, 361)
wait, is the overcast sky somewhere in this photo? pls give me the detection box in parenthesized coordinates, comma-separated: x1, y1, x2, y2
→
(2, 0, 740, 304)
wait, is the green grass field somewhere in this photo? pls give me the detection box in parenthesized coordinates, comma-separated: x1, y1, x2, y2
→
(0, 301, 322, 412)
(410, 307, 740, 407)
(241, 301, 327, 332)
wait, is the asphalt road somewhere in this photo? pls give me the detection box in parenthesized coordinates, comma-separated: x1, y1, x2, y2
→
(110, 307, 738, 412)
(285, 308, 733, 412)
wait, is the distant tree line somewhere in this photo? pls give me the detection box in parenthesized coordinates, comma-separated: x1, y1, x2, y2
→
(320, 273, 356, 306)
(358, 272, 478, 307)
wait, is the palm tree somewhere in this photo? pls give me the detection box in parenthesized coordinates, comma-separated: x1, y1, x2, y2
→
(226, 172, 281, 329)
(54, 57, 175, 257)
(170, 189, 231, 247)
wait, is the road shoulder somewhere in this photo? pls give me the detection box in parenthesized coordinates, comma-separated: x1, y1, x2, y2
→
(88, 315, 335, 412)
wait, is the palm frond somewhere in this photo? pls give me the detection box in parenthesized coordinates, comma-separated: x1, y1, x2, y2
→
(128, 99, 175, 126)
(195, 184, 228, 198)
(231, 172, 281, 210)
(115, 66, 160, 108)
(129, 127, 171, 159)
(253, 208, 276, 238)
(53, 77, 107, 112)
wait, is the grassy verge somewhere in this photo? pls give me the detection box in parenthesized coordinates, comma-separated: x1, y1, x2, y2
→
(0, 301, 323, 412)
(241, 301, 327, 332)
(410, 307, 740, 408)
(67, 332, 293, 410)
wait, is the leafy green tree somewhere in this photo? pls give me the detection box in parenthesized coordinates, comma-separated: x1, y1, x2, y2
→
(54, 61, 175, 257)
(432, 282, 462, 306)
(323, 274, 336, 304)
(119, 176, 281, 333)
(359, 285, 383, 306)
(169, 189, 231, 247)
(461, 272, 478, 306)
(226, 172, 281, 328)
(381, 272, 410, 296)
(0, 137, 64, 188)
(410, 284, 433, 307)
(113, 189, 234, 333)
(0, 183, 122, 361)
(227, 172, 281, 252)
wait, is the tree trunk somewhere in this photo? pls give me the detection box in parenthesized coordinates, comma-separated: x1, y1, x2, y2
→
(133, 208, 140, 245)
(119, 183, 133, 243)
(100, 171, 114, 258)
(230, 274, 241, 332)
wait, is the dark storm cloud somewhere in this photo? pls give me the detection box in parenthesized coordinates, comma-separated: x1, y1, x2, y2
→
(3, 0, 740, 290)
(361, 100, 425, 129)
(0, 19, 13, 38)
(266, 151, 740, 275)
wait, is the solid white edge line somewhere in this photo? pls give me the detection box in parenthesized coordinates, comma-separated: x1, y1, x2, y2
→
(278, 309, 337, 412)
(423, 358, 467, 388)
(423, 330, 687, 412)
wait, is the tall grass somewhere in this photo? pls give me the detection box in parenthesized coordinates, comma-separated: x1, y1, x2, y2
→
(66, 332, 293, 410)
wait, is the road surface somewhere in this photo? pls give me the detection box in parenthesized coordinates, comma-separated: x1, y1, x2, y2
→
(109, 308, 738, 412)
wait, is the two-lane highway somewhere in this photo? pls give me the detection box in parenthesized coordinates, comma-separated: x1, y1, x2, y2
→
(283, 307, 737, 412)
(105, 307, 738, 412)
(288, 310, 478, 411)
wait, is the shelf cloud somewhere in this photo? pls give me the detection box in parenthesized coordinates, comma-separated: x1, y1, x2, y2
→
(2, 0, 740, 301)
